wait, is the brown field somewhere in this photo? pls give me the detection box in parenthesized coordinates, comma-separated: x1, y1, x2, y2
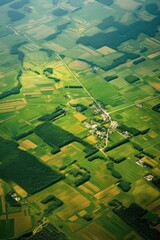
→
(142, 156, 158, 167)
(8, 211, 32, 238)
(153, 168, 160, 175)
(76, 222, 116, 240)
(94, 184, 120, 202)
(147, 198, 160, 212)
(0, 184, 6, 213)
(68, 222, 82, 233)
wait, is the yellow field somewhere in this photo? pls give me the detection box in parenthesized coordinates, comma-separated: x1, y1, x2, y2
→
(87, 135, 97, 144)
(147, 51, 160, 59)
(20, 139, 37, 150)
(74, 112, 87, 121)
(13, 185, 28, 198)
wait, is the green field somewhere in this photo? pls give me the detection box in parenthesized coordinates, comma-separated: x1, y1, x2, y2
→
(0, 0, 160, 239)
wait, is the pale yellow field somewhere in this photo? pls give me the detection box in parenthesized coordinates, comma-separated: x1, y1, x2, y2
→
(115, 0, 140, 10)
(69, 60, 89, 71)
(97, 46, 116, 55)
(147, 51, 160, 59)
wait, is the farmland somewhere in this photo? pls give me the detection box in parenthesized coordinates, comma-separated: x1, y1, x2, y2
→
(0, 0, 160, 240)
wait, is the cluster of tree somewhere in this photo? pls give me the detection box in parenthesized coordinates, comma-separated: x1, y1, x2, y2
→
(83, 214, 93, 221)
(0, 0, 13, 6)
(108, 156, 126, 164)
(140, 47, 148, 53)
(102, 53, 140, 71)
(70, 103, 87, 112)
(145, 3, 159, 15)
(152, 103, 160, 113)
(67, 168, 82, 177)
(10, 0, 30, 9)
(43, 67, 53, 75)
(74, 174, 90, 187)
(104, 75, 118, 82)
(96, 0, 113, 6)
(45, 22, 70, 41)
(118, 179, 131, 192)
(35, 122, 98, 158)
(0, 69, 22, 99)
(14, 129, 33, 141)
(8, 10, 25, 22)
(65, 86, 83, 88)
(113, 203, 160, 240)
(142, 151, 155, 159)
(107, 163, 122, 179)
(41, 195, 56, 204)
(5, 192, 21, 207)
(38, 107, 65, 122)
(132, 142, 143, 151)
(124, 75, 140, 84)
(133, 58, 146, 65)
(40, 48, 54, 58)
(77, 14, 160, 49)
(105, 138, 129, 152)
(152, 176, 160, 189)
(47, 76, 60, 82)
(34, 122, 75, 148)
(10, 41, 27, 64)
(117, 123, 141, 136)
(88, 154, 106, 162)
(28, 224, 69, 240)
(0, 137, 64, 194)
(45, 197, 63, 215)
(52, 8, 68, 17)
